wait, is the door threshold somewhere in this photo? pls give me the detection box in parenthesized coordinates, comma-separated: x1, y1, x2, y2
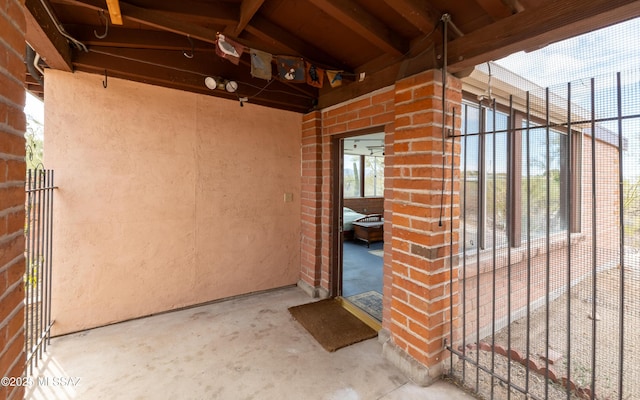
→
(337, 297, 382, 332)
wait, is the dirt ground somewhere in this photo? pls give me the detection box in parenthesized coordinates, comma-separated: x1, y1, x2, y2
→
(450, 257, 640, 400)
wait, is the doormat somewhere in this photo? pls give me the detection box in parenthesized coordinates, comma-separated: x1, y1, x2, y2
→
(347, 291, 383, 321)
(288, 299, 377, 352)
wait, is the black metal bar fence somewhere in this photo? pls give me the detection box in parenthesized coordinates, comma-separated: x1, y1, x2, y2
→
(446, 69, 640, 400)
(24, 168, 55, 375)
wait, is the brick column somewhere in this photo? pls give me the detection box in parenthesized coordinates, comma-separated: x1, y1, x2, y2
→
(0, 1, 27, 399)
(299, 111, 325, 297)
(382, 70, 461, 385)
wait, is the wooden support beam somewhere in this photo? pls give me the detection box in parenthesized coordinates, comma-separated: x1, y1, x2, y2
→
(245, 16, 349, 69)
(233, 0, 265, 36)
(72, 50, 315, 112)
(54, 0, 234, 46)
(53, 0, 238, 26)
(318, 44, 438, 109)
(444, 0, 640, 73)
(105, 0, 123, 25)
(65, 25, 215, 52)
(25, 0, 73, 71)
(473, 0, 514, 21)
(308, 0, 408, 56)
(382, 0, 440, 35)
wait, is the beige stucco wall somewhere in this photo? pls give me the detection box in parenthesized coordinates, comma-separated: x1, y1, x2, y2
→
(45, 70, 301, 335)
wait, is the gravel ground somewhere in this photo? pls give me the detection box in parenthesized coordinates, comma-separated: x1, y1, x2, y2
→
(450, 259, 640, 400)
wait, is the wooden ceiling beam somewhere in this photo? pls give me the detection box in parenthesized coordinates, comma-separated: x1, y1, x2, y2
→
(24, 0, 73, 71)
(308, 0, 408, 56)
(105, 0, 123, 25)
(245, 16, 349, 69)
(318, 43, 438, 109)
(53, 0, 238, 26)
(65, 25, 215, 52)
(473, 0, 514, 21)
(54, 0, 232, 46)
(233, 0, 265, 36)
(72, 50, 315, 112)
(501, 0, 524, 13)
(381, 0, 441, 35)
(444, 0, 640, 73)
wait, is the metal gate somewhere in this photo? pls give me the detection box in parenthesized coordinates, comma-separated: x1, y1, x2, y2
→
(25, 168, 55, 374)
(446, 69, 640, 399)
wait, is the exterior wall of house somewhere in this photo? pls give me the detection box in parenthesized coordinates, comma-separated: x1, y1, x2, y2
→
(300, 70, 462, 384)
(45, 70, 302, 335)
(459, 133, 622, 344)
(0, 1, 26, 399)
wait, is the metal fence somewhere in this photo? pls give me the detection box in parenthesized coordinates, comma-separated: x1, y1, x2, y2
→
(25, 169, 55, 374)
(446, 70, 640, 400)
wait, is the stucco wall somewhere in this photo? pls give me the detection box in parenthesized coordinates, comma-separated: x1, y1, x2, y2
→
(45, 70, 301, 335)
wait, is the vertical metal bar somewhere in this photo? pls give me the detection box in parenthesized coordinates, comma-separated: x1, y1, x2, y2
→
(506, 95, 513, 400)
(566, 82, 573, 400)
(462, 105, 468, 384)
(475, 103, 483, 394)
(490, 98, 497, 399)
(42, 170, 50, 352)
(449, 108, 456, 375)
(36, 170, 44, 365)
(590, 77, 598, 400)
(25, 170, 31, 374)
(29, 170, 37, 373)
(42, 170, 52, 352)
(525, 91, 532, 395)
(544, 87, 551, 399)
(47, 171, 54, 345)
(616, 71, 625, 400)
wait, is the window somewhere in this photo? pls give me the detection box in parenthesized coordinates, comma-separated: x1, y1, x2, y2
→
(343, 154, 384, 198)
(459, 99, 580, 252)
(344, 154, 362, 197)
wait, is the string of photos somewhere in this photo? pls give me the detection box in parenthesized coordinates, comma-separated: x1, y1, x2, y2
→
(211, 33, 365, 92)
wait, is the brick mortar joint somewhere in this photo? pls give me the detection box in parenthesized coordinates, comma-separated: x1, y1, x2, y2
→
(0, 234, 24, 254)
(0, 4, 27, 34)
(0, 124, 27, 138)
(0, 65, 28, 95)
(0, 41, 25, 68)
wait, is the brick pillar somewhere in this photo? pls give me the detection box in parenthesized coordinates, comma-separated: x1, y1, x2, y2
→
(382, 69, 461, 385)
(0, 1, 27, 399)
(299, 111, 326, 297)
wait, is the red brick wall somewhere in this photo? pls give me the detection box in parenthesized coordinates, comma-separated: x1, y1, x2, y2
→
(460, 134, 622, 345)
(388, 70, 461, 372)
(300, 111, 323, 290)
(300, 71, 463, 379)
(299, 88, 396, 296)
(0, 1, 26, 399)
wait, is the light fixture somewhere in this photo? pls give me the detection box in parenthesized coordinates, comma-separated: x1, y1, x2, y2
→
(204, 76, 238, 93)
(225, 80, 238, 93)
(204, 76, 218, 90)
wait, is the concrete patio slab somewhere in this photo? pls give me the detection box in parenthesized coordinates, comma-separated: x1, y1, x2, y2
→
(25, 287, 475, 400)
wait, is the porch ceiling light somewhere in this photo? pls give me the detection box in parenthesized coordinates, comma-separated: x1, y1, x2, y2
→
(204, 76, 218, 90)
(204, 76, 238, 93)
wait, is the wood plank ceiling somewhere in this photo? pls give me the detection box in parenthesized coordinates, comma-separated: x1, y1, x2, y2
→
(24, 0, 640, 112)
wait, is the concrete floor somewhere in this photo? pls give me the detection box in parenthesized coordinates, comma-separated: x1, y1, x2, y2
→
(25, 287, 475, 400)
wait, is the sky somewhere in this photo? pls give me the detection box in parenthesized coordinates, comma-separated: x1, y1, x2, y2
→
(496, 16, 640, 180)
(25, 92, 44, 124)
(496, 17, 640, 86)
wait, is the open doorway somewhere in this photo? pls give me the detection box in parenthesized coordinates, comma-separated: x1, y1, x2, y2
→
(339, 132, 385, 326)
